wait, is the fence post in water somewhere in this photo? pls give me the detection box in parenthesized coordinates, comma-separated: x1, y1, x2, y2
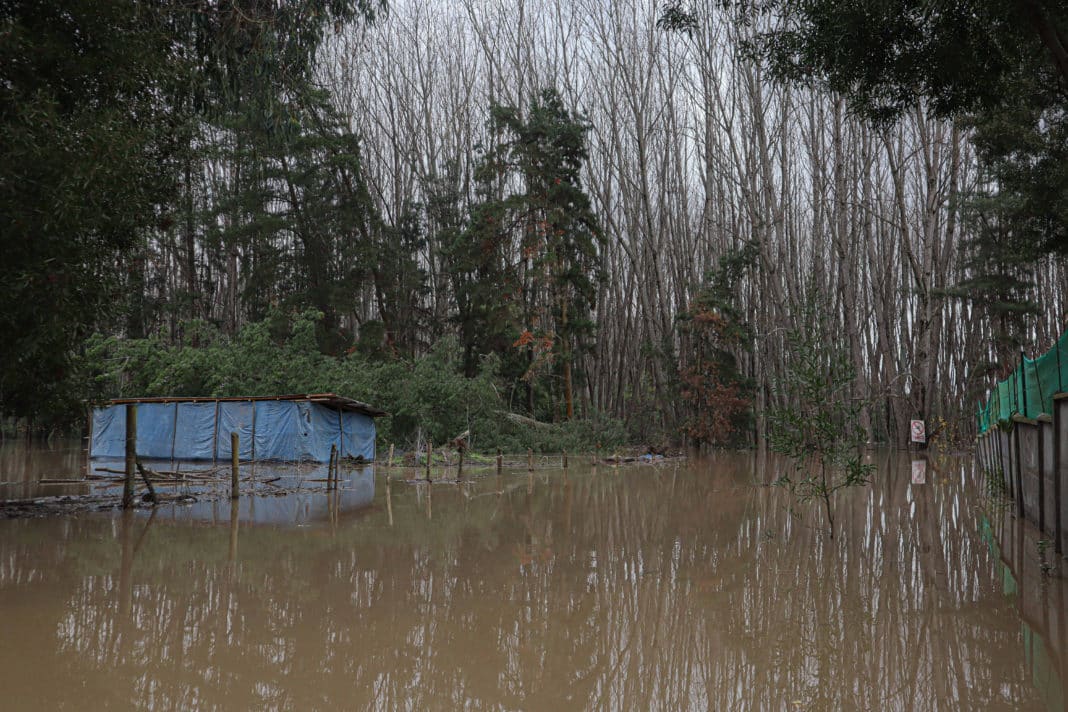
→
(563, 450, 568, 469)
(387, 443, 394, 469)
(528, 449, 533, 472)
(123, 403, 137, 509)
(1038, 417, 1046, 535)
(231, 432, 239, 499)
(496, 448, 503, 475)
(386, 476, 394, 526)
(329, 443, 338, 490)
(229, 497, 240, 563)
(457, 447, 464, 481)
(425, 439, 432, 482)
(1012, 419, 1024, 517)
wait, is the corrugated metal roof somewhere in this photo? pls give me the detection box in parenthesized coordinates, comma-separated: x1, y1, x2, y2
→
(106, 393, 387, 417)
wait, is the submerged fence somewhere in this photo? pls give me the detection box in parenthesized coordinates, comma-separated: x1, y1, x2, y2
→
(975, 328, 1068, 559)
(977, 329, 1068, 433)
(977, 400, 1068, 557)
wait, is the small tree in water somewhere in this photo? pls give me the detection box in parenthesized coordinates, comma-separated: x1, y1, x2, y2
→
(769, 302, 873, 539)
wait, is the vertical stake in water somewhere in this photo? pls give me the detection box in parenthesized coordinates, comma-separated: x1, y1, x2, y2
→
(386, 476, 394, 526)
(496, 448, 503, 475)
(231, 432, 239, 499)
(123, 403, 137, 509)
(425, 439, 432, 482)
(229, 498, 240, 563)
(562, 450, 568, 469)
(329, 443, 338, 490)
(387, 443, 394, 469)
(528, 449, 534, 472)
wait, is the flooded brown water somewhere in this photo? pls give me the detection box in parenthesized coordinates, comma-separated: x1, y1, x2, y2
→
(0, 442, 1064, 711)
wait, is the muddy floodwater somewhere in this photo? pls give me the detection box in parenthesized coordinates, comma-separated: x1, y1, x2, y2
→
(0, 442, 1065, 711)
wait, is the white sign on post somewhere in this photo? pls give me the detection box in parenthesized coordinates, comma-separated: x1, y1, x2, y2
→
(910, 419, 926, 444)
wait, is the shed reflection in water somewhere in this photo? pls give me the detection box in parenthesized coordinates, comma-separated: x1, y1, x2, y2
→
(0, 452, 1061, 710)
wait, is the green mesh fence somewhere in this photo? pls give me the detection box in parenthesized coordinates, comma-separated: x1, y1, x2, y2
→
(977, 328, 1068, 433)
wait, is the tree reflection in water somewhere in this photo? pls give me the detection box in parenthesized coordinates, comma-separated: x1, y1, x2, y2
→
(0, 452, 1059, 711)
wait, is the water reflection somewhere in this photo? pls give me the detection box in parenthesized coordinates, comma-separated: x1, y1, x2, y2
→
(1, 438, 377, 526)
(984, 499, 1067, 711)
(127, 465, 377, 526)
(0, 438, 87, 498)
(0, 452, 1060, 710)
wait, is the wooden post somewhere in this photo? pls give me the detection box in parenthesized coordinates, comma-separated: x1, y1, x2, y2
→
(425, 439, 432, 482)
(496, 448, 503, 474)
(562, 450, 568, 469)
(386, 477, 394, 527)
(1013, 419, 1024, 517)
(329, 443, 338, 490)
(123, 403, 137, 509)
(996, 430, 1004, 483)
(528, 449, 534, 472)
(229, 497, 240, 563)
(136, 462, 158, 504)
(387, 443, 395, 469)
(231, 432, 239, 499)
(457, 447, 465, 481)
(118, 508, 135, 614)
(595, 442, 601, 470)
(1038, 418, 1047, 535)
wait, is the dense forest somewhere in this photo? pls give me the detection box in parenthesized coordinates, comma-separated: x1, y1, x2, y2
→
(3, 0, 1067, 449)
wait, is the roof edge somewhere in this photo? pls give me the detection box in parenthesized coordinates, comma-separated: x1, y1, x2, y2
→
(103, 393, 388, 418)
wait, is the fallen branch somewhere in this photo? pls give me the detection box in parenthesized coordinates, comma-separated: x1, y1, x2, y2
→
(136, 462, 158, 504)
(496, 411, 552, 430)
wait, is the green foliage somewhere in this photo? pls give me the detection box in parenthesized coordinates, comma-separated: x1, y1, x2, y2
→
(768, 298, 873, 539)
(0, 0, 186, 422)
(0, 0, 384, 423)
(676, 242, 759, 447)
(983, 463, 1008, 503)
(450, 88, 604, 418)
(78, 310, 624, 454)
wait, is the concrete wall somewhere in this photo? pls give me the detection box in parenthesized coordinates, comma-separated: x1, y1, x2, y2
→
(1059, 396, 1068, 555)
(1042, 417, 1056, 536)
(980, 392, 1068, 557)
(1018, 419, 1042, 523)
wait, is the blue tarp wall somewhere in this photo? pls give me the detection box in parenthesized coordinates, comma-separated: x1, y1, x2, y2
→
(90, 400, 376, 462)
